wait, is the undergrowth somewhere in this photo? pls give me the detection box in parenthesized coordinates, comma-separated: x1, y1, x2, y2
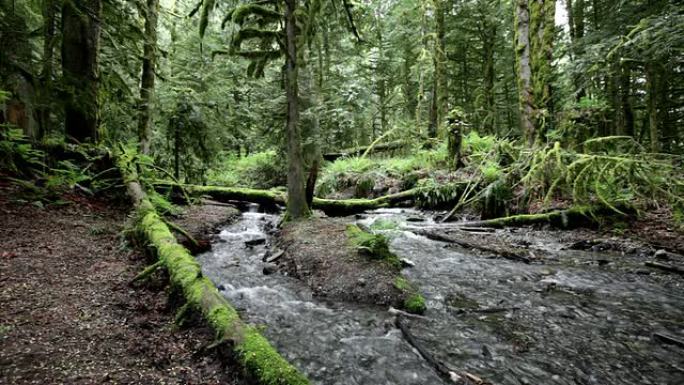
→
(207, 150, 286, 189)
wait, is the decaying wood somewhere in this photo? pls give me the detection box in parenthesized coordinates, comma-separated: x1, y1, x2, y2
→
(322, 140, 408, 161)
(395, 316, 492, 385)
(644, 261, 684, 275)
(653, 332, 684, 348)
(414, 230, 533, 264)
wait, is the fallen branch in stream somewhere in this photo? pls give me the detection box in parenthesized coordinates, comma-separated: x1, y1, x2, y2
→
(449, 306, 520, 315)
(395, 316, 493, 385)
(414, 230, 534, 264)
(653, 332, 684, 348)
(117, 151, 310, 385)
(644, 261, 684, 275)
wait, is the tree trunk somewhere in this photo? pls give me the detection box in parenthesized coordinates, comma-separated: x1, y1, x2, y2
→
(515, 0, 534, 144)
(284, 0, 310, 219)
(529, 0, 555, 143)
(138, 0, 159, 155)
(38, 0, 57, 140)
(62, 0, 102, 143)
(428, 0, 447, 138)
(620, 63, 634, 137)
(481, 25, 496, 134)
(645, 62, 659, 152)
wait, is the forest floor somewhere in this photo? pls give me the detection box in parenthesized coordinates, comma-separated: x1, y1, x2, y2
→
(0, 183, 249, 385)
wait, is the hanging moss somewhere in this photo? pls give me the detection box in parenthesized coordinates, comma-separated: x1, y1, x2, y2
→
(232, 28, 282, 49)
(231, 4, 282, 25)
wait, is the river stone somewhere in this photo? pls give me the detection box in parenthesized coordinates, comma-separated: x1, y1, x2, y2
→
(263, 263, 278, 275)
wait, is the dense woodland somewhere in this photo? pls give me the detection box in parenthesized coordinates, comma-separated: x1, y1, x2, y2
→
(2, 0, 684, 384)
(1, 0, 683, 219)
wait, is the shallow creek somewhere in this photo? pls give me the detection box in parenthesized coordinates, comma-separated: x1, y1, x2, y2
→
(196, 207, 684, 385)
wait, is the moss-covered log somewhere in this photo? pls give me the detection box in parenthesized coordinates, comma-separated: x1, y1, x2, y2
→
(119, 157, 309, 385)
(322, 140, 409, 161)
(456, 206, 627, 229)
(157, 182, 421, 216)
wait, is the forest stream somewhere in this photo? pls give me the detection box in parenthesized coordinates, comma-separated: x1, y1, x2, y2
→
(197, 207, 684, 385)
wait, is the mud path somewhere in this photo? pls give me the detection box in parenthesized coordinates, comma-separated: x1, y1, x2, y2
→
(0, 187, 248, 385)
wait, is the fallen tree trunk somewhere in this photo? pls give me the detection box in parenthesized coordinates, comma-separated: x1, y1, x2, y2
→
(414, 230, 534, 264)
(453, 206, 611, 229)
(323, 140, 408, 161)
(157, 183, 422, 216)
(118, 156, 309, 385)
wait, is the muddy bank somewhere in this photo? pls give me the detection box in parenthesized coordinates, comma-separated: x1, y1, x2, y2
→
(277, 218, 407, 307)
(169, 200, 241, 253)
(0, 186, 249, 384)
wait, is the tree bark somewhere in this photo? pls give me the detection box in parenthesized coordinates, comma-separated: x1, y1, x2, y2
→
(62, 0, 102, 143)
(138, 0, 159, 155)
(529, 0, 555, 143)
(515, 0, 534, 144)
(428, 0, 447, 138)
(38, 0, 57, 140)
(645, 62, 659, 152)
(284, 0, 310, 219)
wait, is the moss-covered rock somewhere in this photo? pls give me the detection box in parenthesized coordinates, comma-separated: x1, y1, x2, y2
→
(393, 277, 427, 315)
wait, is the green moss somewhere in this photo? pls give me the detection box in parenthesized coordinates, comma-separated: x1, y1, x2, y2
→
(394, 277, 426, 314)
(393, 276, 411, 291)
(404, 293, 427, 315)
(369, 218, 399, 231)
(237, 327, 310, 385)
(346, 224, 400, 268)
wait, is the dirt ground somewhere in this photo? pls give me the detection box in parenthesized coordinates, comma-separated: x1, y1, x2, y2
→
(0, 184, 249, 385)
(277, 217, 407, 307)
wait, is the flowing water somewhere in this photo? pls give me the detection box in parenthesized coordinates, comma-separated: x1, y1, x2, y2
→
(197, 207, 684, 385)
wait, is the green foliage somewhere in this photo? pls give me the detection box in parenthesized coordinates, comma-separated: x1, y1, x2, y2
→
(148, 190, 181, 216)
(207, 150, 285, 189)
(0, 127, 44, 176)
(317, 144, 448, 198)
(369, 218, 399, 231)
(346, 224, 400, 268)
(393, 277, 426, 314)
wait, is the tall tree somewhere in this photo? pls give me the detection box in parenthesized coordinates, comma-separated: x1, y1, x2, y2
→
(514, 0, 534, 143)
(515, 0, 555, 145)
(284, 0, 309, 219)
(428, 0, 447, 138)
(138, 0, 159, 154)
(62, 0, 102, 143)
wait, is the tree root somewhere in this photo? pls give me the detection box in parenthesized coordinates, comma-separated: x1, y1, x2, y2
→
(130, 260, 164, 284)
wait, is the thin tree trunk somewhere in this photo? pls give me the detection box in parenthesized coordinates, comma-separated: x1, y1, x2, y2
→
(284, 0, 309, 219)
(138, 0, 159, 155)
(428, 0, 446, 138)
(620, 64, 634, 137)
(645, 62, 659, 152)
(38, 0, 57, 140)
(62, 0, 102, 143)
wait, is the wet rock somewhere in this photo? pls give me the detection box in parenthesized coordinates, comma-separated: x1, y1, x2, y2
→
(406, 216, 425, 222)
(357, 278, 366, 286)
(400, 258, 415, 268)
(654, 249, 670, 260)
(262, 263, 278, 275)
(217, 284, 226, 291)
(245, 238, 266, 247)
